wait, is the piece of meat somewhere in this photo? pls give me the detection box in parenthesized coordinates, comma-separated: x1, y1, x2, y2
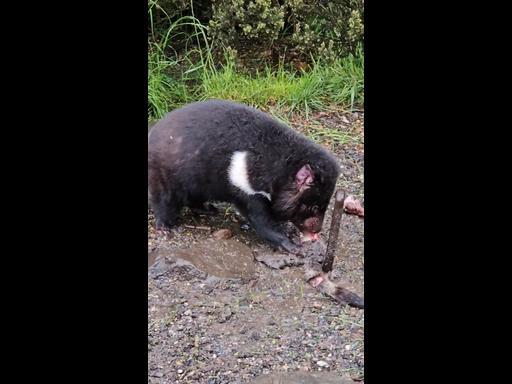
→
(344, 195, 364, 217)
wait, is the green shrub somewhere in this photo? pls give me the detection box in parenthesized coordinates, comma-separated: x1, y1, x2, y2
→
(288, 0, 364, 61)
(148, 0, 364, 63)
(208, 0, 285, 47)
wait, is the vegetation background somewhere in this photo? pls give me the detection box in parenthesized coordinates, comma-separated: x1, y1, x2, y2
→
(148, 0, 364, 123)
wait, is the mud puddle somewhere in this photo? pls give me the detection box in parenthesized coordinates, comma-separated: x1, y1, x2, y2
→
(149, 238, 256, 279)
(148, 250, 158, 269)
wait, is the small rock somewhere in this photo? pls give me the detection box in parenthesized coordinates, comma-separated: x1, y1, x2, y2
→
(213, 228, 233, 240)
(148, 256, 172, 277)
(316, 360, 329, 368)
(177, 369, 183, 374)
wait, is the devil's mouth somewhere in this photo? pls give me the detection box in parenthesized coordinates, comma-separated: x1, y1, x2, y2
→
(299, 231, 320, 243)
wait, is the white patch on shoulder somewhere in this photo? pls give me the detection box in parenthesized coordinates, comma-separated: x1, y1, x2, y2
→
(228, 151, 271, 201)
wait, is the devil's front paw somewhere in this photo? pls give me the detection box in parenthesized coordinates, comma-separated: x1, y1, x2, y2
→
(278, 238, 304, 256)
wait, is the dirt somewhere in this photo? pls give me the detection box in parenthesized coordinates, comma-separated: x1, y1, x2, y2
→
(148, 110, 364, 383)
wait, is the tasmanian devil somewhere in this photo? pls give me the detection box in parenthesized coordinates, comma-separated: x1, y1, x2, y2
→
(148, 99, 341, 254)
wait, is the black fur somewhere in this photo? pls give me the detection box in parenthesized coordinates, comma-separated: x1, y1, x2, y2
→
(148, 99, 340, 253)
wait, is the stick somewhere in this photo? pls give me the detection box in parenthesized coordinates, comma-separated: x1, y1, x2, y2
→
(322, 189, 345, 273)
(183, 224, 211, 231)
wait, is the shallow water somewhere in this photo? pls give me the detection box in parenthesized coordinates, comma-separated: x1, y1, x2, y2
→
(148, 238, 256, 279)
(148, 251, 158, 269)
(173, 238, 256, 279)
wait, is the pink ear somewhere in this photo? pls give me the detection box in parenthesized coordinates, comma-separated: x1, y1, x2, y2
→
(296, 164, 314, 191)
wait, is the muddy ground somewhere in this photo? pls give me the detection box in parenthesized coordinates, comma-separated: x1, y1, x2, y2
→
(148, 110, 364, 384)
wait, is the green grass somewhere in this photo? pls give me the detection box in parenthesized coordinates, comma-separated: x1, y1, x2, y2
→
(147, 14, 364, 123)
(306, 123, 359, 147)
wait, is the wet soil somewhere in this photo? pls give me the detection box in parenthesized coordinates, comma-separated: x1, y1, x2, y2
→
(148, 110, 364, 383)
